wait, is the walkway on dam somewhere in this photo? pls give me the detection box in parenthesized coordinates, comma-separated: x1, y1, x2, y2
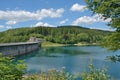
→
(0, 42, 41, 47)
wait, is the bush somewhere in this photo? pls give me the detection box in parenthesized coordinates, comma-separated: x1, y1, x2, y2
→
(23, 68, 76, 80)
(81, 64, 112, 80)
(0, 53, 27, 80)
(23, 64, 112, 80)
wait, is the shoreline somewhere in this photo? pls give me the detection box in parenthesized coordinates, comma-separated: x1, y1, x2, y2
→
(41, 41, 99, 47)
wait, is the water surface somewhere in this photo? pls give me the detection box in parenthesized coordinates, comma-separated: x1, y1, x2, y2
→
(16, 46, 120, 79)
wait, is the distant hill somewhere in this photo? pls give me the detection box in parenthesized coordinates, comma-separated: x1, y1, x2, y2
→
(58, 25, 110, 32)
(57, 25, 93, 30)
(0, 26, 111, 44)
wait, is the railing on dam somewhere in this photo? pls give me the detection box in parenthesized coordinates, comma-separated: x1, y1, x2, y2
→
(0, 41, 42, 56)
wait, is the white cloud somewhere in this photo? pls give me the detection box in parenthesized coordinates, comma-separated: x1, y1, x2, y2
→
(6, 21, 17, 25)
(70, 3, 87, 12)
(60, 19, 69, 24)
(72, 16, 96, 25)
(6, 26, 12, 29)
(0, 8, 64, 23)
(34, 22, 54, 27)
(38, 8, 64, 18)
(0, 10, 37, 21)
(72, 14, 111, 25)
(0, 25, 4, 28)
(0, 25, 12, 29)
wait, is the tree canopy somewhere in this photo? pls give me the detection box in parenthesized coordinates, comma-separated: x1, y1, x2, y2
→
(85, 0, 120, 50)
(0, 53, 27, 79)
(0, 26, 110, 44)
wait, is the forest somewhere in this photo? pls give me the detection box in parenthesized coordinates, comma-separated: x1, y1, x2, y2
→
(0, 26, 111, 44)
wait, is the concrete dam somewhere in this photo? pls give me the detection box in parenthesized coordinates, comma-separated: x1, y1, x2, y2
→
(0, 38, 43, 56)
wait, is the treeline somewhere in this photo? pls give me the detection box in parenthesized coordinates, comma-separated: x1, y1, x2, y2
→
(0, 26, 110, 44)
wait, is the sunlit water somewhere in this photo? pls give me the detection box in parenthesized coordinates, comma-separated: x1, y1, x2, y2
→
(16, 46, 120, 80)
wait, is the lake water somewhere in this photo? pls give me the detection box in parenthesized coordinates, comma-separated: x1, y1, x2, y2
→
(16, 46, 120, 80)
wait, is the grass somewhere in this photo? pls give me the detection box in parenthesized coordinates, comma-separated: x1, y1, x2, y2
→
(41, 41, 98, 47)
(41, 41, 65, 47)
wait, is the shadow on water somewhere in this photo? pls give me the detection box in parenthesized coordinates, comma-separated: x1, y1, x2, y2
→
(42, 47, 90, 55)
(16, 46, 91, 60)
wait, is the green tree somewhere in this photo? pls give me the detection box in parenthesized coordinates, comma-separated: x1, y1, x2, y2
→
(85, 0, 120, 63)
(0, 53, 27, 80)
(77, 33, 89, 43)
(0, 26, 109, 44)
(85, 0, 120, 50)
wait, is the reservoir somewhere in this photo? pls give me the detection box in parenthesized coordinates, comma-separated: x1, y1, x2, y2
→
(16, 46, 120, 80)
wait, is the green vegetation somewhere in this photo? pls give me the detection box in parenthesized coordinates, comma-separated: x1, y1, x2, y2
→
(0, 53, 27, 80)
(1, 0, 119, 78)
(85, 0, 120, 62)
(106, 55, 120, 63)
(81, 64, 112, 80)
(85, 0, 120, 50)
(0, 26, 110, 45)
(22, 64, 112, 80)
(42, 41, 64, 47)
(23, 68, 76, 80)
(23, 65, 112, 80)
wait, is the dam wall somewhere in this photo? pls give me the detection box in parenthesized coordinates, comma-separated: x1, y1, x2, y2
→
(0, 42, 41, 56)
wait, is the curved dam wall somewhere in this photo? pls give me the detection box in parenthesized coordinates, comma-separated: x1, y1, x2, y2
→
(0, 42, 41, 56)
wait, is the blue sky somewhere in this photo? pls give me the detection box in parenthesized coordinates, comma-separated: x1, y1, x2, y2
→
(0, 0, 111, 31)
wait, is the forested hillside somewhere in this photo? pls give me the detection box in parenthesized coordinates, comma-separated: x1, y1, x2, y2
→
(0, 26, 110, 44)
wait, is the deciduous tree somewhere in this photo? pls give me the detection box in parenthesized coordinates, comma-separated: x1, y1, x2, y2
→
(85, 0, 120, 50)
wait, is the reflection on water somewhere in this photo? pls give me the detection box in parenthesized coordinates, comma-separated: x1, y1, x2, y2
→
(16, 46, 120, 80)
